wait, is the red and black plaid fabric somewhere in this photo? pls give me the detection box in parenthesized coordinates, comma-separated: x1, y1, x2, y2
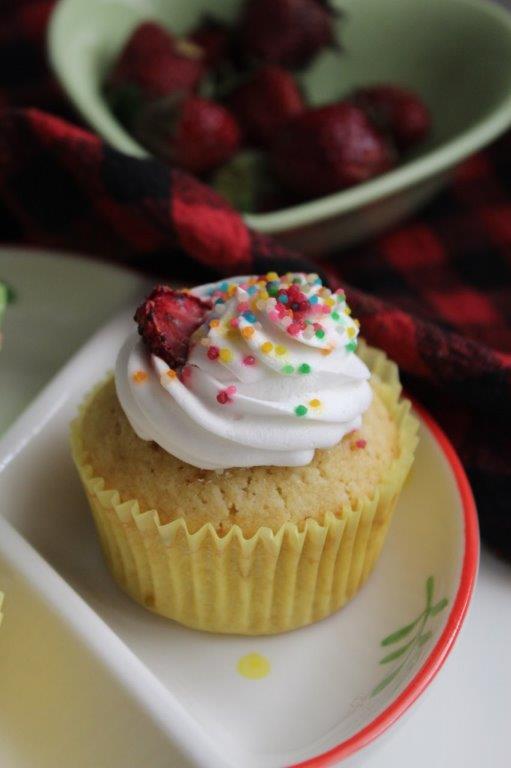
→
(1, 0, 510, 557)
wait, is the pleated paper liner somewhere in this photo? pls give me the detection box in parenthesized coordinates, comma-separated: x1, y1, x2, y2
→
(0, 592, 4, 628)
(70, 343, 418, 635)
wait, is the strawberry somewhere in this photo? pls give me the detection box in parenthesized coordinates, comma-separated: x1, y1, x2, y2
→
(134, 95, 241, 175)
(351, 85, 431, 151)
(271, 103, 395, 197)
(135, 286, 211, 369)
(239, 0, 337, 69)
(171, 97, 241, 174)
(105, 22, 204, 125)
(227, 66, 304, 147)
(189, 19, 231, 70)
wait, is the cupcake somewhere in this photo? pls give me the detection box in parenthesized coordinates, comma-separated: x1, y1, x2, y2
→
(71, 273, 418, 634)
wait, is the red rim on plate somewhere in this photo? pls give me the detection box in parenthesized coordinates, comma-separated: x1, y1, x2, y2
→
(291, 401, 479, 768)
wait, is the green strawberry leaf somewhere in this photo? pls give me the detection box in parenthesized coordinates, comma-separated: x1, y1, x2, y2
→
(0, 281, 9, 327)
(0, 279, 15, 304)
(0, 281, 8, 348)
(211, 151, 276, 213)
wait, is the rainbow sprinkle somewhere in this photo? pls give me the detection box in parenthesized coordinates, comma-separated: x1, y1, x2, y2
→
(217, 385, 237, 405)
(132, 370, 148, 383)
(195, 273, 361, 413)
(219, 348, 233, 363)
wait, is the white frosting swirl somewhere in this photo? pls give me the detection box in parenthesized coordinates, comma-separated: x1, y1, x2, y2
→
(115, 274, 372, 470)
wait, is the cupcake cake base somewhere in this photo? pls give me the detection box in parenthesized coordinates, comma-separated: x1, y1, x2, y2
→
(71, 343, 418, 635)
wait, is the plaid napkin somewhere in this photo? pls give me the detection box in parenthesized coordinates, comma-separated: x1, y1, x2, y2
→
(1, 0, 510, 558)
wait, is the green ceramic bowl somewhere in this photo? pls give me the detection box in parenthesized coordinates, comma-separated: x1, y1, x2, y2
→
(48, 0, 511, 254)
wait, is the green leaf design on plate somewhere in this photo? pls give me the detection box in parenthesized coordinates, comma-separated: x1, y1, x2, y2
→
(429, 597, 448, 616)
(372, 576, 448, 697)
(417, 630, 433, 647)
(381, 615, 423, 647)
(426, 575, 435, 607)
(379, 638, 415, 664)
(371, 664, 405, 697)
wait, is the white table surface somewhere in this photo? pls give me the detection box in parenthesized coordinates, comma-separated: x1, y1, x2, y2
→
(0, 249, 509, 767)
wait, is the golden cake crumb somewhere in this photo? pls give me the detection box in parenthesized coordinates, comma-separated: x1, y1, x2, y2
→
(79, 376, 399, 538)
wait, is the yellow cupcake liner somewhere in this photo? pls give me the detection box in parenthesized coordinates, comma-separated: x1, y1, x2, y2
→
(0, 592, 4, 628)
(70, 343, 418, 635)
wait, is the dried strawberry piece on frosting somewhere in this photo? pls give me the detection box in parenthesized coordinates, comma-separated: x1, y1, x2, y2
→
(135, 286, 211, 369)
